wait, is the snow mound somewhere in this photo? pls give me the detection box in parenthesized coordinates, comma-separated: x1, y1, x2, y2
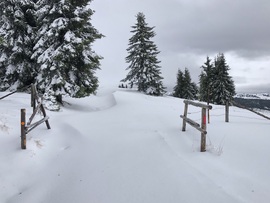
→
(63, 93, 117, 112)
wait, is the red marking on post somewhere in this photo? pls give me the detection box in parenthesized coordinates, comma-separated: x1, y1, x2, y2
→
(203, 115, 206, 124)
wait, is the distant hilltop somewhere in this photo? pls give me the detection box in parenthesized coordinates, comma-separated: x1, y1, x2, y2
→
(234, 93, 270, 110)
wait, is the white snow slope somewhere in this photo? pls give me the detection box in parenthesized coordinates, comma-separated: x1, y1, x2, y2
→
(1, 89, 270, 203)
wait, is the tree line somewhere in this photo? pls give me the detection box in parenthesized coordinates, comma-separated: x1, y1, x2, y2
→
(121, 12, 235, 104)
(173, 54, 235, 105)
(0, 2, 235, 110)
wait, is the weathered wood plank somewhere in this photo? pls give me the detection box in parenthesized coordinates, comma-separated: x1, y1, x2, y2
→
(26, 116, 49, 133)
(183, 100, 212, 110)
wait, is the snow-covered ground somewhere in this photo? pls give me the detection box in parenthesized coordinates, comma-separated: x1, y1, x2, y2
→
(1, 88, 270, 203)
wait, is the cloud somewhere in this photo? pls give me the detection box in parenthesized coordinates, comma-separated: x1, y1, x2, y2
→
(157, 0, 270, 59)
(91, 0, 270, 93)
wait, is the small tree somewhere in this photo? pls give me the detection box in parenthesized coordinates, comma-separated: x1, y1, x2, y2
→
(173, 69, 184, 98)
(210, 53, 235, 105)
(173, 68, 198, 100)
(122, 12, 165, 96)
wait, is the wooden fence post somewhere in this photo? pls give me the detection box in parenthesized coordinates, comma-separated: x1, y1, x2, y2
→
(31, 84, 36, 112)
(201, 108, 207, 152)
(21, 109, 26, 149)
(225, 101, 229, 122)
(182, 102, 188, 131)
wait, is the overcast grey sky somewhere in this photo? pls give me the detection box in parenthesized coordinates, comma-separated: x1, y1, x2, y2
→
(91, 0, 270, 93)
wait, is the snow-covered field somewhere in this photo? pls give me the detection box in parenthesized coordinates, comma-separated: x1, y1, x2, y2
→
(1, 88, 270, 203)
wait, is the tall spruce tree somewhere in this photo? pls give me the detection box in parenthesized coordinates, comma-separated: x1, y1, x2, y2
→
(199, 56, 214, 103)
(32, 0, 103, 109)
(122, 12, 165, 96)
(210, 53, 235, 105)
(0, 0, 37, 90)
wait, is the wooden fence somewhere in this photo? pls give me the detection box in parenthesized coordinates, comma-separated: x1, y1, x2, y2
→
(180, 100, 212, 152)
(21, 84, 50, 149)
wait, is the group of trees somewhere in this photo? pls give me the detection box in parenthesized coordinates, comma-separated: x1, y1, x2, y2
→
(0, 0, 103, 110)
(122, 12, 235, 103)
(198, 54, 235, 105)
(173, 68, 198, 100)
(173, 54, 235, 105)
(0, 1, 235, 109)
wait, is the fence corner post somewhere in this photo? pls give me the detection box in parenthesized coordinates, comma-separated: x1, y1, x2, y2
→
(21, 109, 26, 149)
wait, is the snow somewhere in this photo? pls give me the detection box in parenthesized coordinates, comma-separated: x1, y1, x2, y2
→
(1, 88, 270, 203)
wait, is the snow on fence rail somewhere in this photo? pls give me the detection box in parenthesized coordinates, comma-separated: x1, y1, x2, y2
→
(21, 84, 50, 149)
(180, 100, 212, 152)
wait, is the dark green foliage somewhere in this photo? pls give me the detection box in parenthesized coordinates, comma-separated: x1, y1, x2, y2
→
(199, 56, 213, 103)
(199, 54, 235, 105)
(211, 53, 235, 104)
(0, 0, 37, 90)
(122, 12, 165, 96)
(0, 0, 103, 110)
(173, 69, 184, 98)
(173, 68, 198, 100)
(33, 0, 103, 102)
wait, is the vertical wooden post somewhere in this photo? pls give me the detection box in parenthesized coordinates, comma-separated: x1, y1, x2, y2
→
(201, 108, 207, 152)
(225, 101, 229, 122)
(40, 104, 51, 129)
(21, 109, 26, 149)
(182, 102, 188, 131)
(31, 84, 36, 112)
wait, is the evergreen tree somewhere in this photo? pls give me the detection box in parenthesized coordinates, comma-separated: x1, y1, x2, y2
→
(210, 53, 235, 105)
(33, 0, 103, 107)
(182, 68, 197, 100)
(173, 68, 197, 100)
(0, 0, 37, 90)
(199, 56, 214, 103)
(173, 69, 184, 98)
(122, 12, 165, 96)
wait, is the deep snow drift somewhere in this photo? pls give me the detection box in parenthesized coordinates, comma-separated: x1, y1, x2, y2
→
(1, 89, 270, 203)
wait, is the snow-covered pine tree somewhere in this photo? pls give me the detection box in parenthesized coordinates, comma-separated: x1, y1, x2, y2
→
(173, 68, 197, 100)
(210, 53, 235, 105)
(199, 56, 214, 103)
(33, 0, 103, 109)
(122, 12, 165, 96)
(182, 68, 197, 100)
(173, 69, 184, 98)
(0, 0, 37, 91)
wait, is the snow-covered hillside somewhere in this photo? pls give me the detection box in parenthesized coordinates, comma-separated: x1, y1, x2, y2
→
(1, 89, 270, 203)
(235, 93, 270, 100)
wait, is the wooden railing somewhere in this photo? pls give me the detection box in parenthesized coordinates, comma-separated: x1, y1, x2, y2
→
(21, 84, 50, 149)
(180, 100, 212, 152)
